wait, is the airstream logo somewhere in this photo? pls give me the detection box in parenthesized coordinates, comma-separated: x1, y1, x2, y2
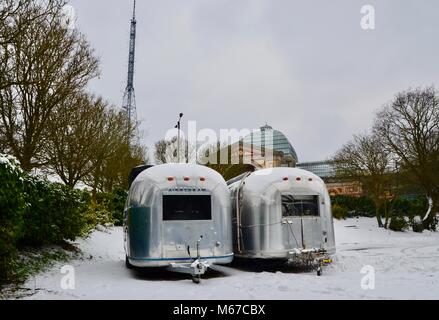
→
(168, 187, 207, 192)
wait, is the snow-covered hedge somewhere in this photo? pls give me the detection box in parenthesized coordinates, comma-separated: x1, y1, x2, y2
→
(0, 154, 26, 282)
(0, 154, 90, 283)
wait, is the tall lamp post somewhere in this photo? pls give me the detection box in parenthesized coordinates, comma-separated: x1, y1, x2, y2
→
(175, 113, 184, 163)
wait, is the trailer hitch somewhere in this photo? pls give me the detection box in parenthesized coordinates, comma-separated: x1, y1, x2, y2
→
(168, 236, 209, 284)
(191, 236, 209, 283)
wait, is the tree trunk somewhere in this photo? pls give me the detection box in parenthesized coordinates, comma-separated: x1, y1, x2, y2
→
(375, 206, 383, 228)
(383, 201, 390, 229)
(423, 196, 438, 231)
(373, 197, 384, 228)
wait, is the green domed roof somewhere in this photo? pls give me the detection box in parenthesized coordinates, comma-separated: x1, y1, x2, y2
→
(242, 124, 298, 164)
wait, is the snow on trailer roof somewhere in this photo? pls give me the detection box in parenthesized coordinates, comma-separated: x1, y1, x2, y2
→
(230, 167, 327, 193)
(132, 163, 228, 189)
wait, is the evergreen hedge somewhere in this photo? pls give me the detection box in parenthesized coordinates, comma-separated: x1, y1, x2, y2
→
(0, 154, 127, 284)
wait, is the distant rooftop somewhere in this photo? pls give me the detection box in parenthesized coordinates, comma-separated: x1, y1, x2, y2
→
(242, 124, 298, 165)
(297, 161, 335, 179)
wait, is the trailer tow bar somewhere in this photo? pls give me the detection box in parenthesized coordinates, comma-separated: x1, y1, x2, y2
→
(316, 257, 333, 276)
(288, 249, 331, 276)
(167, 236, 209, 284)
(191, 236, 208, 284)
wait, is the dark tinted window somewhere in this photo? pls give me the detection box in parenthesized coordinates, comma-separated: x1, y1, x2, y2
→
(282, 195, 319, 217)
(163, 195, 212, 221)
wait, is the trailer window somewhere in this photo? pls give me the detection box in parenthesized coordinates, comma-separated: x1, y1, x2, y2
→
(282, 195, 319, 217)
(163, 195, 212, 221)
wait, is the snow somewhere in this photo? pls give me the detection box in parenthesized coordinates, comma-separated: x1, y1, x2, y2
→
(0, 153, 23, 173)
(15, 218, 439, 300)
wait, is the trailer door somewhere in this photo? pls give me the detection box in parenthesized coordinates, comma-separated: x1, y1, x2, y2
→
(281, 195, 323, 250)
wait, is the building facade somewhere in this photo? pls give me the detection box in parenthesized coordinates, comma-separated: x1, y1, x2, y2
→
(241, 124, 299, 167)
(215, 124, 363, 197)
(296, 161, 335, 179)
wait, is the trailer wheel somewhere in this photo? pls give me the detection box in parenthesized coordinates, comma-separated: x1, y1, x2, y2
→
(192, 275, 201, 284)
(125, 256, 133, 269)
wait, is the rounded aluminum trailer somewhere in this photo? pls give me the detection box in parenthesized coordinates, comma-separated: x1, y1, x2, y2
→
(229, 168, 335, 271)
(124, 164, 233, 281)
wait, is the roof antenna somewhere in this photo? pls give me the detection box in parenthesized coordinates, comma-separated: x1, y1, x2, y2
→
(132, 0, 136, 21)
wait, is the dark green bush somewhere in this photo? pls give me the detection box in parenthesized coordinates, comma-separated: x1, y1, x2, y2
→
(332, 204, 348, 220)
(20, 177, 89, 246)
(331, 195, 375, 218)
(83, 194, 115, 228)
(331, 195, 435, 232)
(411, 218, 425, 233)
(388, 197, 436, 232)
(82, 189, 127, 227)
(0, 155, 26, 282)
(1, 153, 126, 286)
(111, 189, 127, 226)
(421, 215, 438, 232)
(388, 215, 409, 232)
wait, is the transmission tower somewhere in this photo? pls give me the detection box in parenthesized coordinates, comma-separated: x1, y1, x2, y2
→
(122, 0, 138, 142)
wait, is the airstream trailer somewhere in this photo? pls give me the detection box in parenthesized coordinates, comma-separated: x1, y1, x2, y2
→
(124, 164, 233, 283)
(229, 168, 335, 275)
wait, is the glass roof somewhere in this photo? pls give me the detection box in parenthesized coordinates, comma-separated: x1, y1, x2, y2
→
(242, 125, 299, 163)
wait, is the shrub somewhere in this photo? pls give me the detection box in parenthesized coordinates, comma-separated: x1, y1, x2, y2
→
(331, 195, 375, 218)
(388, 215, 409, 232)
(111, 189, 127, 226)
(20, 177, 89, 246)
(421, 215, 438, 232)
(332, 204, 348, 220)
(411, 216, 425, 233)
(83, 190, 127, 227)
(1, 153, 120, 285)
(388, 196, 434, 232)
(83, 196, 115, 229)
(0, 154, 26, 282)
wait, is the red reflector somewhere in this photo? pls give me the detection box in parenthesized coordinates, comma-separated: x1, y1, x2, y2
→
(200, 177, 206, 182)
(167, 177, 174, 182)
(296, 177, 302, 181)
(184, 176, 190, 181)
(283, 177, 289, 181)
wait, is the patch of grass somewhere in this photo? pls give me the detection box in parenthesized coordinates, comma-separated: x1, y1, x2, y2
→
(0, 244, 79, 299)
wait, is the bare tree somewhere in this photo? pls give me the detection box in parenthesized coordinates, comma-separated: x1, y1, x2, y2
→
(154, 138, 176, 164)
(0, 0, 99, 170)
(0, 0, 64, 91)
(83, 109, 148, 193)
(98, 142, 148, 192)
(333, 133, 392, 228)
(374, 86, 439, 229)
(154, 137, 196, 164)
(198, 142, 255, 181)
(44, 93, 106, 188)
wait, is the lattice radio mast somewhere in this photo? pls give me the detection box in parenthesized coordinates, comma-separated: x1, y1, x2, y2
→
(122, 0, 138, 142)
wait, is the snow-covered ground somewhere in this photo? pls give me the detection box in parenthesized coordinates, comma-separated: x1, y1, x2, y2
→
(14, 218, 439, 300)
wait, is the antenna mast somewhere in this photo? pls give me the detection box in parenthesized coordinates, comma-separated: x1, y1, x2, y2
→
(122, 0, 138, 143)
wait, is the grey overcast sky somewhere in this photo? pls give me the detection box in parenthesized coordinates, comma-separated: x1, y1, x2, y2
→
(69, 0, 439, 162)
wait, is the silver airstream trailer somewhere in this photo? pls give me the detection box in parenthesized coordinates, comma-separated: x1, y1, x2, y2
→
(124, 164, 233, 283)
(229, 168, 335, 275)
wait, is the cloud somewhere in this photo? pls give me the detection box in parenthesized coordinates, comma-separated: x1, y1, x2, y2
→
(70, 0, 439, 162)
